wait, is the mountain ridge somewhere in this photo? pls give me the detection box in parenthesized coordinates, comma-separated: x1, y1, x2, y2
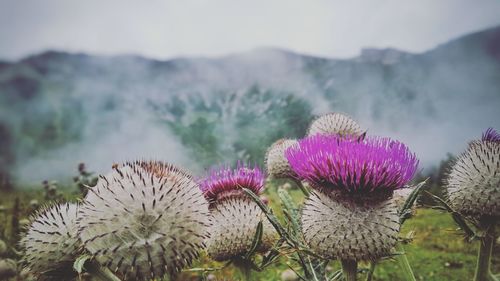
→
(0, 26, 499, 184)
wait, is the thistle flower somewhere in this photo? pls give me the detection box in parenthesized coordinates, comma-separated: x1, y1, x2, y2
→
(265, 138, 299, 179)
(446, 128, 500, 217)
(307, 112, 363, 137)
(286, 134, 419, 261)
(200, 164, 276, 261)
(286, 135, 419, 194)
(20, 203, 80, 280)
(78, 161, 210, 280)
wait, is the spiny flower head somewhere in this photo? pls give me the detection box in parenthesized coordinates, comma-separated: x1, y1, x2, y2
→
(302, 190, 400, 261)
(205, 196, 277, 261)
(265, 138, 299, 179)
(286, 134, 419, 194)
(308, 112, 363, 137)
(20, 203, 80, 280)
(201, 163, 275, 261)
(78, 161, 210, 280)
(200, 163, 264, 203)
(447, 128, 500, 217)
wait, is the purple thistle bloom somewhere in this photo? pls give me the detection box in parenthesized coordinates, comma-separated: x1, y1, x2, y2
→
(200, 163, 265, 202)
(482, 128, 500, 143)
(285, 134, 419, 193)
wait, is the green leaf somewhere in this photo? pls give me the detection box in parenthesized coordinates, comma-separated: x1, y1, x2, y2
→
(278, 188, 301, 237)
(245, 220, 263, 259)
(395, 244, 417, 281)
(260, 247, 281, 268)
(328, 270, 343, 281)
(242, 188, 295, 245)
(73, 254, 91, 274)
(286, 264, 308, 281)
(426, 191, 476, 239)
(399, 179, 427, 224)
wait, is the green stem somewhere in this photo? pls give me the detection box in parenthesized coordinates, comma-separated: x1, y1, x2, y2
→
(341, 259, 357, 281)
(233, 257, 253, 281)
(365, 261, 376, 281)
(396, 244, 416, 281)
(488, 272, 499, 281)
(293, 179, 310, 196)
(474, 226, 495, 281)
(85, 260, 122, 281)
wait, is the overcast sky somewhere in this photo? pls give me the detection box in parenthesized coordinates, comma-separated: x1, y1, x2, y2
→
(1, 0, 500, 61)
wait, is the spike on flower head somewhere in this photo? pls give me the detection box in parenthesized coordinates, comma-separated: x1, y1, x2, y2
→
(286, 134, 419, 194)
(78, 161, 210, 280)
(482, 127, 500, 143)
(265, 138, 299, 179)
(446, 129, 500, 217)
(200, 162, 264, 203)
(308, 112, 364, 137)
(20, 203, 80, 280)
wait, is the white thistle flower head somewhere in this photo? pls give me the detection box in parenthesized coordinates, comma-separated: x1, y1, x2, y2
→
(78, 161, 210, 280)
(200, 163, 277, 261)
(307, 112, 364, 137)
(302, 190, 400, 261)
(20, 203, 80, 280)
(446, 128, 500, 217)
(265, 138, 298, 179)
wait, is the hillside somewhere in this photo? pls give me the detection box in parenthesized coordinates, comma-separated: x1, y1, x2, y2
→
(0, 26, 499, 183)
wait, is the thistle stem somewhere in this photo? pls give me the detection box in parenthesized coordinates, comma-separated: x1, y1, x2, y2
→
(395, 244, 416, 281)
(233, 257, 254, 281)
(341, 259, 357, 281)
(474, 226, 495, 281)
(292, 179, 310, 196)
(85, 260, 122, 281)
(365, 261, 376, 281)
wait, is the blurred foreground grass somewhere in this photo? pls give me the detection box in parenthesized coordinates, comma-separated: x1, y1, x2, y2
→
(0, 183, 498, 281)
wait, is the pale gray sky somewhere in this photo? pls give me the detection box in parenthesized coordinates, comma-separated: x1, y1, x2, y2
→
(1, 0, 500, 61)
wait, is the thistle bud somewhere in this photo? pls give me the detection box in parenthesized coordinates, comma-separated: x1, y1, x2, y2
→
(20, 203, 80, 280)
(446, 128, 500, 217)
(200, 164, 276, 261)
(77, 161, 210, 280)
(0, 240, 7, 257)
(265, 139, 298, 179)
(307, 112, 363, 137)
(0, 258, 17, 280)
(287, 135, 418, 261)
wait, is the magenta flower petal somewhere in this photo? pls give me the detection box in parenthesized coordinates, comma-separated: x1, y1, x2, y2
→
(199, 163, 265, 201)
(285, 134, 419, 193)
(482, 128, 500, 143)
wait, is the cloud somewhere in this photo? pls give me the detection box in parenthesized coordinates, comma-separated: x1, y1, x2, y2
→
(1, 0, 500, 60)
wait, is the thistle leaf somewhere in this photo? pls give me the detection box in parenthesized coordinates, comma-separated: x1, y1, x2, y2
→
(399, 179, 427, 224)
(278, 188, 301, 237)
(243, 188, 294, 244)
(426, 191, 476, 239)
(73, 254, 91, 274)
(260, 247, 281, 268)
(245, 220, 263, 259)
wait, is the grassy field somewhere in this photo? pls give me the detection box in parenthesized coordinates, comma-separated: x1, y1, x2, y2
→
(0, 184, 498, 281)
